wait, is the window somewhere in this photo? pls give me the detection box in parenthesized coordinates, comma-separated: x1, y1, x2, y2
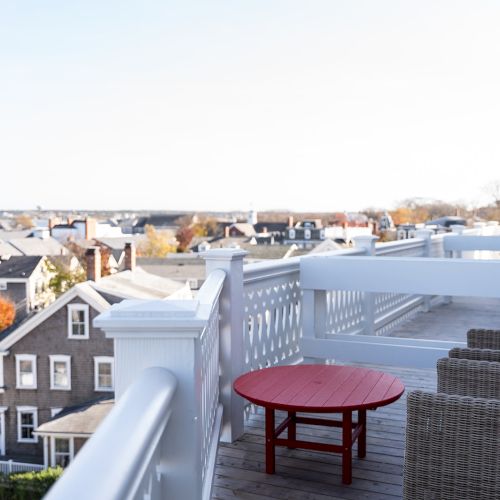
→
(304, 229, 311, 240)
(94, 357, 114, 392)
(15, 355, 37, 389)
(289, 229, 296, 240)
(17, 407, 38, 443)
(50, 355, 71, 390)
(53, 437, 73, 467)
(67, 304, 89, 339)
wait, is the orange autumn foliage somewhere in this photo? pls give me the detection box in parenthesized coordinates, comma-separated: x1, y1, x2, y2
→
(0, 296, 16, 332)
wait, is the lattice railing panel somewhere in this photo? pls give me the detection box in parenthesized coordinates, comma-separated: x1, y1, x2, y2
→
(200, 300, 220, 482)
(243, 272, 302, 373)
(325, 290, 365, 334)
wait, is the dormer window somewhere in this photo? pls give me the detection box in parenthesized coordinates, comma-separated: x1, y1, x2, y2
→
(67, 304, 89, 339)
(304, 229, 311, 240)
(289, 229, 296, 240)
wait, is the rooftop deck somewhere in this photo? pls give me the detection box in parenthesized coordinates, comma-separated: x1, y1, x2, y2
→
(213, 297, 499, 500)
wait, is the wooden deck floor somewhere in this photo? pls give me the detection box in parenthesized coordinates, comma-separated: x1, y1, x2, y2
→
(212, 297, 499, 499)
(213, 364, 436, 500)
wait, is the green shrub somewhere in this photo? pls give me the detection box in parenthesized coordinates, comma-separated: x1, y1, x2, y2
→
(0, 467, 63, 500)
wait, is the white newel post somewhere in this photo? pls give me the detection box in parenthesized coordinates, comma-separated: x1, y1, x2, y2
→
(414, 229, 433, 311)
(202, 249, 247, 443)
(94, 300, 208, 500)
(353, 236, 379, 335)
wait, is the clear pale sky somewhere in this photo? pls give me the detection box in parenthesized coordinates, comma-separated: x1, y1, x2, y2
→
(2, 1, 500, 212)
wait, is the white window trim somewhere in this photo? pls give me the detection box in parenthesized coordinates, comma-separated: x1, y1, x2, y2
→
(50, 355, 71, 390)
(17, 406, 38, 443)
(50, 435, 74, 468)
(67, 304, 89, 339)
(15, 355, 37, 390)
(94, 356, 114, 392)
(51, 408, 63, 418)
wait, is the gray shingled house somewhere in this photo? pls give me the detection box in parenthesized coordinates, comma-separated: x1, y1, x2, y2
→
(0, 245, 190, 467)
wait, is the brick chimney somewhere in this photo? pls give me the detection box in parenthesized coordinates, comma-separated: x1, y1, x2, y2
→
(288, 216, 294, 228)
(85, 217, 97, 240)
(224, 226, 230, 238)
(124, 242, 136, 271)
(85, 247, 101, 281)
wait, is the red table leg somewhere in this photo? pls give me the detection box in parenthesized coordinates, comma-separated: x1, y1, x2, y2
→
(265, 408, 275, 474)
(288, 411, 296, 448)
(358, 409, 366, 459)
(342, 411, 352, 484)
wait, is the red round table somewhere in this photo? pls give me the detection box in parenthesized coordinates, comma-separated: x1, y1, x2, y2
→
(234, 364, 405, 484)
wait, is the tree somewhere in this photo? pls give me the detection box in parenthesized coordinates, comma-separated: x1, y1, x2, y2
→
(0, 295, 15, 331)
(46, 260, 86, 297)
(14, 214, 34, 229)
(483, 180, 500, 208)
(176, 226, 195, 253)
(137, 225, 176, 257)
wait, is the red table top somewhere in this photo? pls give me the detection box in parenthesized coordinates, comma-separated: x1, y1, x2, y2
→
(234, 365, 405, 412)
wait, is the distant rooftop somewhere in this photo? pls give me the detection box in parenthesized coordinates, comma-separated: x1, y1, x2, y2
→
(0, 255, 43, 279)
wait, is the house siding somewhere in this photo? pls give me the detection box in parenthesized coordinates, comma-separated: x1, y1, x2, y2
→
(0, 296, 113, 462)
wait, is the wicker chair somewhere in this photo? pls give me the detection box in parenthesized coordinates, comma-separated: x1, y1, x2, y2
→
(467, 328, 500, 350)
(437, 357, 500, 399)
(404, 359, 500, 499)
(404, 391, 500, 500)
(449, 346, 500, 363)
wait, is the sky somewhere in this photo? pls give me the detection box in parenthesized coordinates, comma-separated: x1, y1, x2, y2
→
(1, 1, 500, 212)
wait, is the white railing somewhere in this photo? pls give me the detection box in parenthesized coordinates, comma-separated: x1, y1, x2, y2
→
(300, 254, 500, 367)
(48, 268, 226, 500)
(196, 271, 223, 492)
(0, 460, 44, 474)
(42, 224, 500, 499)
(45, 367, 177, 500)
(242, 248, 366, 370)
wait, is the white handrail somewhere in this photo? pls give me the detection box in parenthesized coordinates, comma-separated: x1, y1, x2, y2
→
(45, 367, 177, 500)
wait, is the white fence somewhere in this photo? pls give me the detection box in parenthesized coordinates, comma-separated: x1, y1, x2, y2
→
(0, 460, 44, 475)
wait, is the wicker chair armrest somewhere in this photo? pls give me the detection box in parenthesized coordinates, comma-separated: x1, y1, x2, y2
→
(437, 357, 500, 399)
(404, 390, 500, 500)
(449, 347, 500, 363)
(467, 328, 500, 350)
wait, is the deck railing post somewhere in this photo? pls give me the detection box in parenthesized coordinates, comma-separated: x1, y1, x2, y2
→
(353, 236, 379, 335)
(202, 249, 248, 443)
(95, 299, 208, 499)
(415, 229, 434, 311)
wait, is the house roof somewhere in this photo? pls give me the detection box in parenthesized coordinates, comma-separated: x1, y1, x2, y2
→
(0, 256, 43, 279)
(8, 237, 67, 256)
(0, 282, 110, 350)
(253, 222, 288, 234)
(0, 230, 32, 240)
(90, 268, 191, 300)
(137, 256, 206, 282)
(36, 397, 114, 436)
(308, 239, 343, 254)
(134, 214, 186, 229)
(0, 241, 23, 257)
(230, 223, 256, 237)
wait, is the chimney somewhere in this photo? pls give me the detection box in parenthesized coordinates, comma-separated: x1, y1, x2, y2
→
(224, 226, 230, 238)
(124, 242, 136, 271)
(288, 216, 294, 228)
(85, 247, 101, 281)
(85, 217, 97, 240)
